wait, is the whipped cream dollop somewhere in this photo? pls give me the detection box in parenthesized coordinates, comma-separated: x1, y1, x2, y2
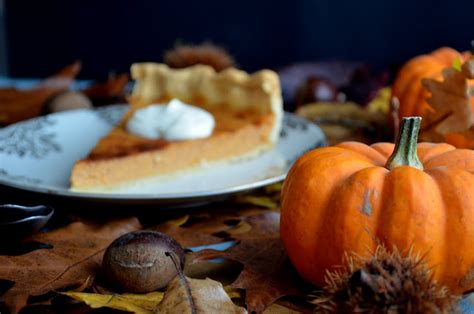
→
(126, 98, 215, 140)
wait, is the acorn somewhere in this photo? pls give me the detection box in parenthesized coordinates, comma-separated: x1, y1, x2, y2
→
(102, 230, 185, 293)
(45, 91, 93, 113)
(312, 245, 460, 313)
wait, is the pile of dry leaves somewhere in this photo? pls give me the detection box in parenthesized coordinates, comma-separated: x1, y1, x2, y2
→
(0, 185, 464, 314)
(0, 189, 315, 314)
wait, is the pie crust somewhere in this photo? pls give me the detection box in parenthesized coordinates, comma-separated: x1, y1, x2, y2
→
(70, 63, 283, 192)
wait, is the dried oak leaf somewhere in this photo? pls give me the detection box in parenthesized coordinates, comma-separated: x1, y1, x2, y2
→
(61, 291, 163, 314)
(0, 217, 141, 313)
(153, 215, 232, 248)
(192, 212, 304, 313)
(152, 208, 269, 248)
(421, 59, 474, 141)
(0, 62, 81, 125)
(231, 212, 280, 241)
(83, 73, 130, 105)
(158, 276, 246, 314)
(263, 304, 302, 313)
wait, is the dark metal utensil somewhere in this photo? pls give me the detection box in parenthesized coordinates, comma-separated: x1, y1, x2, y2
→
(0, 204, 54, 239)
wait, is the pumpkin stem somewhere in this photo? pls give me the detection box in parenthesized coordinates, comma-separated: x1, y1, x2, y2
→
(386, 117, 423, 171)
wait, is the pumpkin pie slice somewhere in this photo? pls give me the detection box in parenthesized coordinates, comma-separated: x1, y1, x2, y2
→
(70, 63, 283, 192)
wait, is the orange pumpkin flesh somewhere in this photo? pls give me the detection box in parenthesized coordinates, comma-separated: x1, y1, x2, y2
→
(280, 117, 474, 293)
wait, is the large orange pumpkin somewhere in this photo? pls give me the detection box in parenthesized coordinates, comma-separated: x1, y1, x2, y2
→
(280, 117, 474, 293)
(392, 47, 472, 118)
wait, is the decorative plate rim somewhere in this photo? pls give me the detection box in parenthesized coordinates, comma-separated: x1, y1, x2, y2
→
(0, 106, 326, 204)
(0, 171, 287, 201)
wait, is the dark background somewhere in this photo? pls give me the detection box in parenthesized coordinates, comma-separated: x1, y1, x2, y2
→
(3, 0, 474, 79)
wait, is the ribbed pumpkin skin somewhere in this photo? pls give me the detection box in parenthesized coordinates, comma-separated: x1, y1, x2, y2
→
(280, 141, 474, 293)
(392, 47, 472, 118)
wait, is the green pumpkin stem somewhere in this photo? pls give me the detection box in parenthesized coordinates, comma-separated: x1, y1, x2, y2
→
(386, 117, 423, 171)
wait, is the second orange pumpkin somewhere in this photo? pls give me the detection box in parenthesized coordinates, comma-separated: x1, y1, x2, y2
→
(392, 47, 472, 118)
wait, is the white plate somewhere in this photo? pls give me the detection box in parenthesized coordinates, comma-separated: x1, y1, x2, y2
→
(0, 105, 326, 206)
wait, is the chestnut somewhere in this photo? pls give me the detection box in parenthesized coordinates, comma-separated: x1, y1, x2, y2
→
(46, 91, 93, 113)
(102, 230, 185, 293)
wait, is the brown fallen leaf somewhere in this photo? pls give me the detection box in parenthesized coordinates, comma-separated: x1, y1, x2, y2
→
(0, 62, 81, 124)
(153, 214, 229, 248)
(0, 217, 141, 313)
(183, 253, 242, 285)
(231, 212, 280, 241)
(153, 208, 270, 248)
(421, 58, 474, 143)
(192, 212, 305, 313)
(83, 73, 130, 106)
(38, 61, 81, 89)
(193, 239, 302, 314)
(158, 276, 246, 313)
(263, 304, 302, 314)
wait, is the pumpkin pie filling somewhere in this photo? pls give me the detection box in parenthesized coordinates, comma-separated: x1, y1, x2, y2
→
(70, 63, 283, 192)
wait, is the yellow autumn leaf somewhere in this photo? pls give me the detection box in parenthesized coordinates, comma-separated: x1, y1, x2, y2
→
(453, 56, 463, 72)
(264, 182, 283, 193)
(167, 215, 189, 227)
(366, 87, 391, 114)
(224, 286, 243, 299)
(62, 291, 164, 314)
(235, 195, 278, 209)
(225, 221, 252, 236)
